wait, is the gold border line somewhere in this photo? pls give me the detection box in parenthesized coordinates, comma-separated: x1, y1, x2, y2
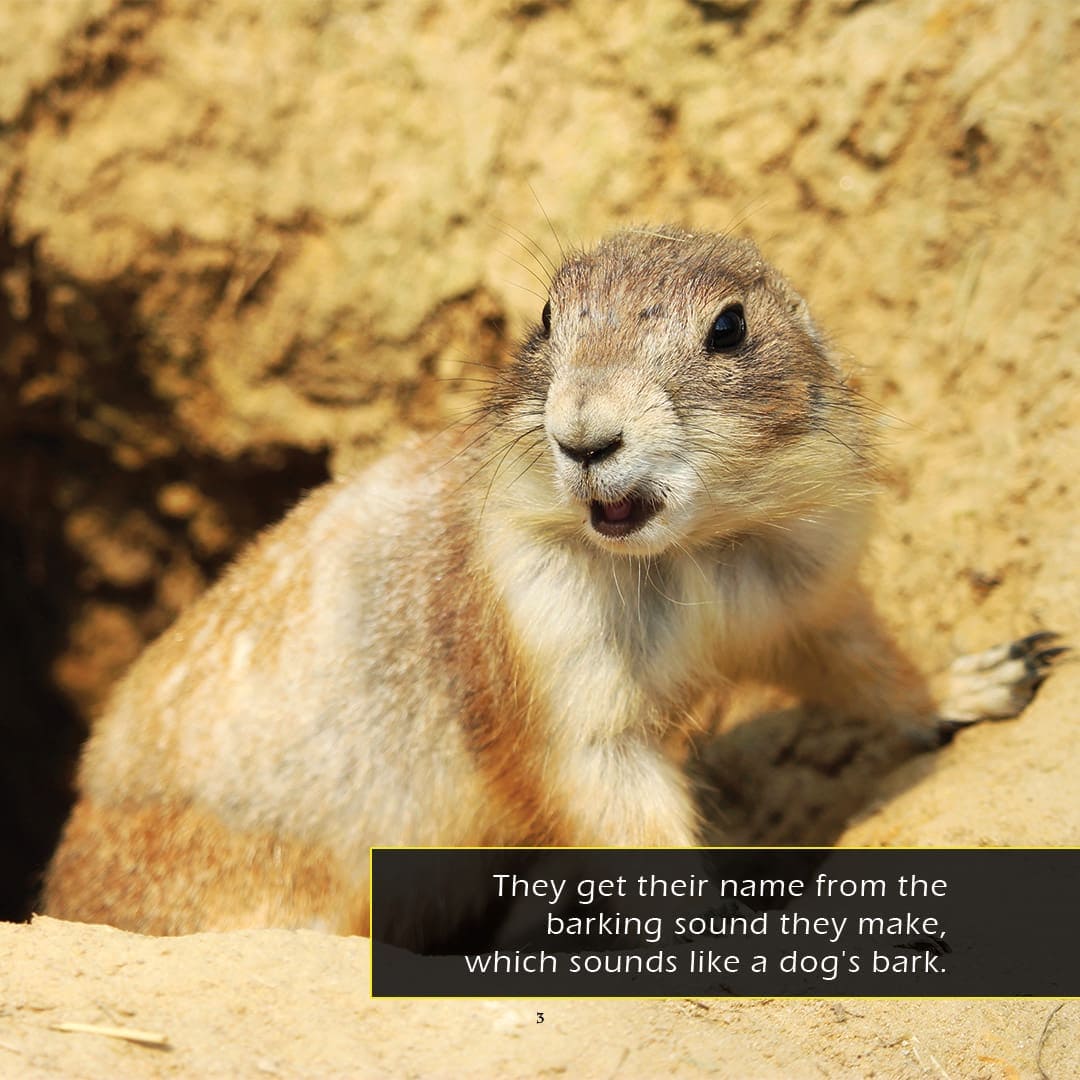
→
(367, 846, 1079, 1001)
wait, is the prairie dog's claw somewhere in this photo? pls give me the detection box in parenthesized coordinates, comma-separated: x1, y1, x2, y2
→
(936, 632, 1067, 728)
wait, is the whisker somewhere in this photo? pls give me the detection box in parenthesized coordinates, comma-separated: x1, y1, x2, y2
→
(414, 411, 495, 465)
(429, 416, 517, 482)
(463, 424, 547, 506)
(502, 277, 549, 305)
(502, 432, 548, 476)
(431, 377, 499, 390)
(669, 450, 715, 508)
(721, 196, 770, 238)
(504, 445, 548, 494)
(816, 425, 869, 463)
(526, 182, 565, 262)
(497, 246, 552, 294)
(491, 217, 559, 281)
(610, 553, 626, 609)
(672, 538, 712, 589)
(437, 355, 507, 373)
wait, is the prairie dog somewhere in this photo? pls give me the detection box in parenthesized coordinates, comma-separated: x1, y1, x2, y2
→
(43, 227, 1058, 935)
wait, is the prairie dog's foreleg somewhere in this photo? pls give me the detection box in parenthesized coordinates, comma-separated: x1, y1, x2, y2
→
(769, 590, 1063, 748)
(772, 590, 937, 741)
(544, 735, 700, 847)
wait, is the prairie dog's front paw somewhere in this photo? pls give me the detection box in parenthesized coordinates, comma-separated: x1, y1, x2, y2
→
(937, 631, 1067, 729)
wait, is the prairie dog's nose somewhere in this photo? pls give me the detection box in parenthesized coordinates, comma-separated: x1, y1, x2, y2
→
(546, 374, 627, 467)
(555, 431, 623, 467)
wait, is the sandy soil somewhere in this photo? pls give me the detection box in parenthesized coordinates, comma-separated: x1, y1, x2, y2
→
(0, 918, 1076, 1080)
(1, 0, 1077, 1076)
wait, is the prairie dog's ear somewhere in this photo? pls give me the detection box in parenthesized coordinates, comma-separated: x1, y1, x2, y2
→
(765, 264, 830, 354)
(795, 295, 828, 352)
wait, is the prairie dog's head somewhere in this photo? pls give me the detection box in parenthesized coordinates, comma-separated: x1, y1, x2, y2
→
(487, 227, 875, 556)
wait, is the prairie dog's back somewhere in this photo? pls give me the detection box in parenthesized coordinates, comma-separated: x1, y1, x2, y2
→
(47, 439, 549, 932)
(90, 441, 542, 836)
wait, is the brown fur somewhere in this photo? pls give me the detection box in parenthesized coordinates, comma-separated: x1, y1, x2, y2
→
(46, 799, 362, 935)
(43, 227, 1046, 936)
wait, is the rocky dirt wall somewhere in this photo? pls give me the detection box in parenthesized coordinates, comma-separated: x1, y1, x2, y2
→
(1, 0, 1076, 919)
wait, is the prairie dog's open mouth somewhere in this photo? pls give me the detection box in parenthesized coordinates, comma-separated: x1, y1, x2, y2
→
(589, 495, 662, 538)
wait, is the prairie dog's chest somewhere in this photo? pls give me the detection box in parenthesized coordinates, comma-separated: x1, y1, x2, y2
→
(486, 529, 784, 712)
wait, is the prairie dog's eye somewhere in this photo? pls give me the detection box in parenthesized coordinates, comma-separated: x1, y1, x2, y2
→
(541, 301, 552, 336)
(706, 304, 746, 351)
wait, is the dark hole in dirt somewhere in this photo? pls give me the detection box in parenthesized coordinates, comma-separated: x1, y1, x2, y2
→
(0, 222, 334, 920)
(0, 435, 331, 922)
